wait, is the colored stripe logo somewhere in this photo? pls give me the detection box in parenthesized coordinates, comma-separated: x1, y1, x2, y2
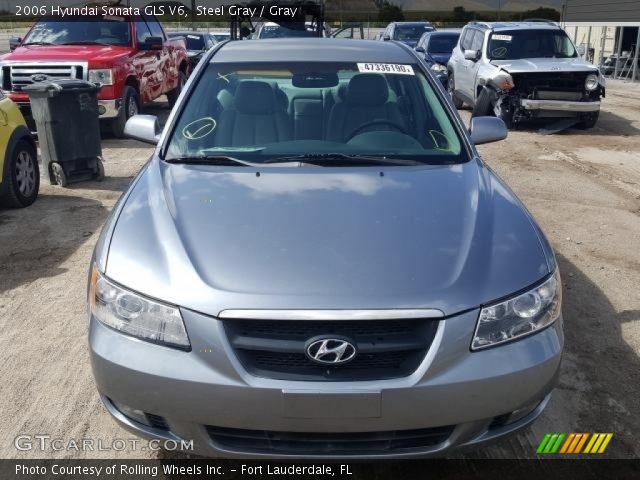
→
(537, 433, 613, 454)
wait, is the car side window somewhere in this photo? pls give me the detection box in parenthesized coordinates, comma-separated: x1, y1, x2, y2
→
(460, 29, 471, 50)
(471, 29, 484, 52)
(135, 17, 152, 44)
(144, 15, 165, 40)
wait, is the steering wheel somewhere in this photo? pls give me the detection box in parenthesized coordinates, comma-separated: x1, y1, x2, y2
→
(345, 120, 408, 143)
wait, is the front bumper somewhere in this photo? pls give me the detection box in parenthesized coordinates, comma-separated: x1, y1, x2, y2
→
(89, 309, 563, 459)
(520, 99, 601, 112)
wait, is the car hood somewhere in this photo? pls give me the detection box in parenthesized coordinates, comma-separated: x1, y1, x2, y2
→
(491, 57, 599, 74)
(428, 53, 451, 65)
(1, 45, 132, 63)
(105, 159, 550, 317)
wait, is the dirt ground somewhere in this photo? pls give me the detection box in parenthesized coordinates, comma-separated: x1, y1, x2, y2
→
(1, 81, 639, 460)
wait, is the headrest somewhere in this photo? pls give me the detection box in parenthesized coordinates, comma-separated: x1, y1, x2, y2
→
(235, 81, 278, 114)
(346, 74, 389, 106)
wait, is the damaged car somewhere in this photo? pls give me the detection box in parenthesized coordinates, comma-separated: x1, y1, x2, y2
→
(448, 21, 605, 129)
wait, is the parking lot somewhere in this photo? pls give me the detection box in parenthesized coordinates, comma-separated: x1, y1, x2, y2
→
(1, 79, 639, 459)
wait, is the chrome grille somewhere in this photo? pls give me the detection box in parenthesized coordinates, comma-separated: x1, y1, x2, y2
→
(3, 63, 86, 91)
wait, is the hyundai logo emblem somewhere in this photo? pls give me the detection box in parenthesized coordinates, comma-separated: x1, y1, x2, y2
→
(305, 337, 357, 365)
(31, 74, 49, 82)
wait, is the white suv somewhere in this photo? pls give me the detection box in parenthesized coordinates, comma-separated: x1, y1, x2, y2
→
(447, 21, 604, 129)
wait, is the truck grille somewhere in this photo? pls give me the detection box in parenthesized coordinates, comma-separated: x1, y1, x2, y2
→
(224, 318, 438, 381)
(512, 71, 588, 97)
(2, 63, 86, 92)
(206, 425, 454, 455)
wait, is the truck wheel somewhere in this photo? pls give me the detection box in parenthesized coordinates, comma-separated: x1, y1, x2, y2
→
(112, 87, 139, 138)
(447, 74, 464, 109)
(578, 111, 599, 129)
(471, 86, 495, 118)
(50, 162, 68, 188)
(167, 71, 187, 108)
(4, 140, 39, 208)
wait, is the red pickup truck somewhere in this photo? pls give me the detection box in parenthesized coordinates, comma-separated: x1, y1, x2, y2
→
(0, 13, 188, 137)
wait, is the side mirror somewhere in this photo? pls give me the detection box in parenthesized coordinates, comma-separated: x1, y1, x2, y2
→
(9, 37, 21, 51)
(139, 36, 163, 51)
(576, 45, 586, 57)
(469, 116, 508, 145)
(383, 35, 391, 41)
(464, 49, 480, 61)
(124, 115, 161, 145)
(415, 46, 425, 53)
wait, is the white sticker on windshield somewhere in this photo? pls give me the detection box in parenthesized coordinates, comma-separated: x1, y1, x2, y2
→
(357, 63, 415, 75)
(188, 35, 200, 39)
(492, 34, 513, 41)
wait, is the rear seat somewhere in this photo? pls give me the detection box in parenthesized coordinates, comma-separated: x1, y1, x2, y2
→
(280, 85, 342, 140)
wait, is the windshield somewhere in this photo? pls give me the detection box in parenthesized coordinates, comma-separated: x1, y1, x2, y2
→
(164, 61, 467, 165)
(172, 33, 205, 51)
(488, 29, 577, 60)
(259, 24, 316, 38)
(394, 25, 433, 42)
(23, 16, 131, 46)
(428, 34, 459, 53)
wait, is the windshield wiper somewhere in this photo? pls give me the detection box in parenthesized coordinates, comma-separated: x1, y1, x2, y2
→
(22, 42, 56, 46)
(165, 155, 257, 167)
(263, 153, 424, 166)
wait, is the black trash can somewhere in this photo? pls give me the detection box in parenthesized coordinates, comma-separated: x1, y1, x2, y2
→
(24, 79, 104, 187)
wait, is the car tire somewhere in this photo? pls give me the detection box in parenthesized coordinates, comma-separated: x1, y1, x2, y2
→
(50, 162, 68, 187)
(578, 111, 599, 129)
(95, 159, 105, 181)
(447, 73, 464, 109)
(167, 71, 187, 108)
(3, 140, 39, 208)
(471, 86, 495, 118)
(111, 86, 139, 138)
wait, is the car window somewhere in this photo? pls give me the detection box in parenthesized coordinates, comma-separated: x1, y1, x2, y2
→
(22, 15, 131, 46)
(393, 25, 433, 42)
(144, 15, 165, 39)
(428, 34, 460, 53)
(488, 29, 578, 59)
(165, 61, 467, 165)
(460, 28, 471, 50)
(135, 17, 152, 44)
(471, 30, 484, 52)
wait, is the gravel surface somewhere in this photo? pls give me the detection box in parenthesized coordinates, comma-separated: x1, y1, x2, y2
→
(1, 82, 639, 459)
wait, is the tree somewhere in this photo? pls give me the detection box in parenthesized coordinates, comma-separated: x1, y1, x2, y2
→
(452, 6, 474, 22)
(378, 1, 404, 23)
(519, 7, 561, 21)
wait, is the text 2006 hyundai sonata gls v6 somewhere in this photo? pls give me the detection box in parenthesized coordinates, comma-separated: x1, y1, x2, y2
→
(88, 39, 563, 458)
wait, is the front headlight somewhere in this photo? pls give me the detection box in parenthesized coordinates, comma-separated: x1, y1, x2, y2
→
(89, 267, 190, 350)
(585, 73, 599, 91)
(472, 270, 561, 351)
(430, 63, 448, 73)
(88, 69, 114, 86)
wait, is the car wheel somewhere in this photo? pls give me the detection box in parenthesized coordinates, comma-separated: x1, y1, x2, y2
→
(4, 140, 39, 208)
(447, 74, 464, 109)
(578, 111, 599, 129)
(95, 159, 105, 181)
(472, 86, 499, 118)
(111, 86, 139, 138)
(167, 71, 187, 108)
(50, 162, 68, 187)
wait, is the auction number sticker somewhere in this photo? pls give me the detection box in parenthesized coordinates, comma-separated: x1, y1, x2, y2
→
(357, 63, 415, 75)
(492, 35, 513, 42)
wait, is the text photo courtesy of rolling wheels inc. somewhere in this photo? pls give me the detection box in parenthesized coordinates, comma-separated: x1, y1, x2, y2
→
(0, 0, 640, 479)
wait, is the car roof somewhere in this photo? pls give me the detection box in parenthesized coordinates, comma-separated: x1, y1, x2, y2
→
(470, 21, 561, 31)
(214, 38, 417, 63)
(392, 21, 433, 26)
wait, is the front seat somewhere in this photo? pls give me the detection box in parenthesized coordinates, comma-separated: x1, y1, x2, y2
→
(326, 74, 406, 143)
(215, 80, 292, 147)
